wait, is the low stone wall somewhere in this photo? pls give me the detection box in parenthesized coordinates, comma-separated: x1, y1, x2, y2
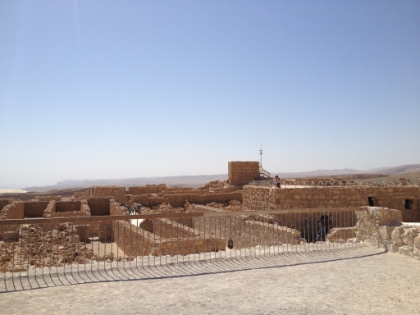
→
(140, 218, 200, 239)
(56, 201, 81, 212)
(327, 227, 357, 242)
(35, 196, 61, 202)
(191, 205, 301, 247)
(73, 192, 86, 199)
(112, 219, 156, 256)
(86, 186, 127, 203)
(24, 201, 49, 218)
(128, 184, 167, 195)
(243, 185, 420, 222)
(129, 195, 164, 207)
(354, 206, 420, 260)
(130, 192, 242, 208)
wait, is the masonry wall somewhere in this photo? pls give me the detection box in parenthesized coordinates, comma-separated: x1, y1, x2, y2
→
(56, 201, 82, 212)
(87, 197, 111, 216)
(35, 196, 61, 202)
(86, 186, 127, 203)
(0, 199, 12, 211)
(140, 218, 201, 239)
(243, 186, 420, 222)
(130, 191, 242, 208)
(24, 201, 49, 218)
(128, 184, 167, 195)
(228, 161, 260, 185)
(191, 205, 301, 247)
(0, 202, 25, 238)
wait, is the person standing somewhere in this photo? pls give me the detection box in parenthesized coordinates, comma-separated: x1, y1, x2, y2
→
(274, 175, 281, 188)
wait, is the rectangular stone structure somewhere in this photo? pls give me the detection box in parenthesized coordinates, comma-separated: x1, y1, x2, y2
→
(228, 161, 260, 185)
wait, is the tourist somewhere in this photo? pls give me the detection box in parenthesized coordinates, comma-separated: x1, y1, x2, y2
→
(317, 216, 326, 241)
(128, 206, 133, 215)
(274, 175, 281, 188)
(228, 238, 234, 249)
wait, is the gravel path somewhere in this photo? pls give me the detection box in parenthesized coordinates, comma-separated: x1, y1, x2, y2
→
(1, 249, 419, 315)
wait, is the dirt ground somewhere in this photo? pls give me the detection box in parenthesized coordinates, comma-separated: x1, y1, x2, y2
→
(0, 247, 419, 315)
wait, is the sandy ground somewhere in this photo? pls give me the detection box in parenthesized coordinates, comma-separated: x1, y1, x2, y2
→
(0, 245, 419, 315)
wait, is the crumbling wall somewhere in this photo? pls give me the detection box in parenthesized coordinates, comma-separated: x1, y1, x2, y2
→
(243, 185, 420, 222)
(0, 202, 24, 220)
(130, 191, 242, 208)
(0, 199, 12, 210)
(354, 206, 420, 260)
(228, 161, 260, 185)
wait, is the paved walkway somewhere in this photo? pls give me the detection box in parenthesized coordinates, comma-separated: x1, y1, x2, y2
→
(1, 245, 419, 314)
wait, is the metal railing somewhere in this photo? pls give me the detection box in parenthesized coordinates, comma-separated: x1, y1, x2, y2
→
(0, 208, 384, 292)
(249, 179, 420, 188)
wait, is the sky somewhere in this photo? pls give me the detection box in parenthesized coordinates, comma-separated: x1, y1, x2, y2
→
(1, 1, 419, 188)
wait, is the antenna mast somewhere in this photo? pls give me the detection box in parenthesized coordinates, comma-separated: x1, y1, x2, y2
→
(259, 143, 263, 167)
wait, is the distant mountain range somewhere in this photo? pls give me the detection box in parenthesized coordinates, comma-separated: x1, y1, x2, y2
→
(20, 164, 420, 193)
(273, 164, 420, 178)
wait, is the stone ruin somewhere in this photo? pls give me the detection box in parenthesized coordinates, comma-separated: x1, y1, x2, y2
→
(1, 160, 420, 271)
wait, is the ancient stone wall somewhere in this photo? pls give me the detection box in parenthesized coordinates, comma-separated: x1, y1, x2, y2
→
(43, 201, 56, 218)
(24, 201, 49, 218)
(354, 206, 420, 260)
(141, 218, 201, 239)
(190, 205, 301, 247)
(87, 197, 111, 216)
(56, 201, 82, 212)
(73, 192, 86, 199)
(127, 184, 167, 195)
(85, 186, 127, 203)
(0, 202, 24, 220)
(0, 202, 25, 238)
(130, 191, 242, 208)
(35, 196, 61, 202)
(243, 185, 420, 222)
(228, 161, 260, 185)
(0, 199, 12, 211)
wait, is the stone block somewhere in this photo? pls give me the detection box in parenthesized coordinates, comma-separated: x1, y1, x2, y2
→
(388, 243, 400, 253)
(327, 227, 356, 242)
(398, 246, 413, 257)
(378, 226, 397, 241)
(391, 226, 405, 246)
(401, 228, 418, 247)
(414, 236, 420, 250)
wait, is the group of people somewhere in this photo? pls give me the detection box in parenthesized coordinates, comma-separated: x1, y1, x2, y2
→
(301, 215, 333, 242)
(120, 203, 142, 215)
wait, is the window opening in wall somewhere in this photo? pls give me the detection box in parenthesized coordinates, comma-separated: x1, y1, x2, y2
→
(368, 197, 375, 206)
(405, 199, 414, 210)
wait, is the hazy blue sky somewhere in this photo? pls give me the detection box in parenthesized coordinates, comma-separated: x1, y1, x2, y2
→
(1, 1, 419, 188)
